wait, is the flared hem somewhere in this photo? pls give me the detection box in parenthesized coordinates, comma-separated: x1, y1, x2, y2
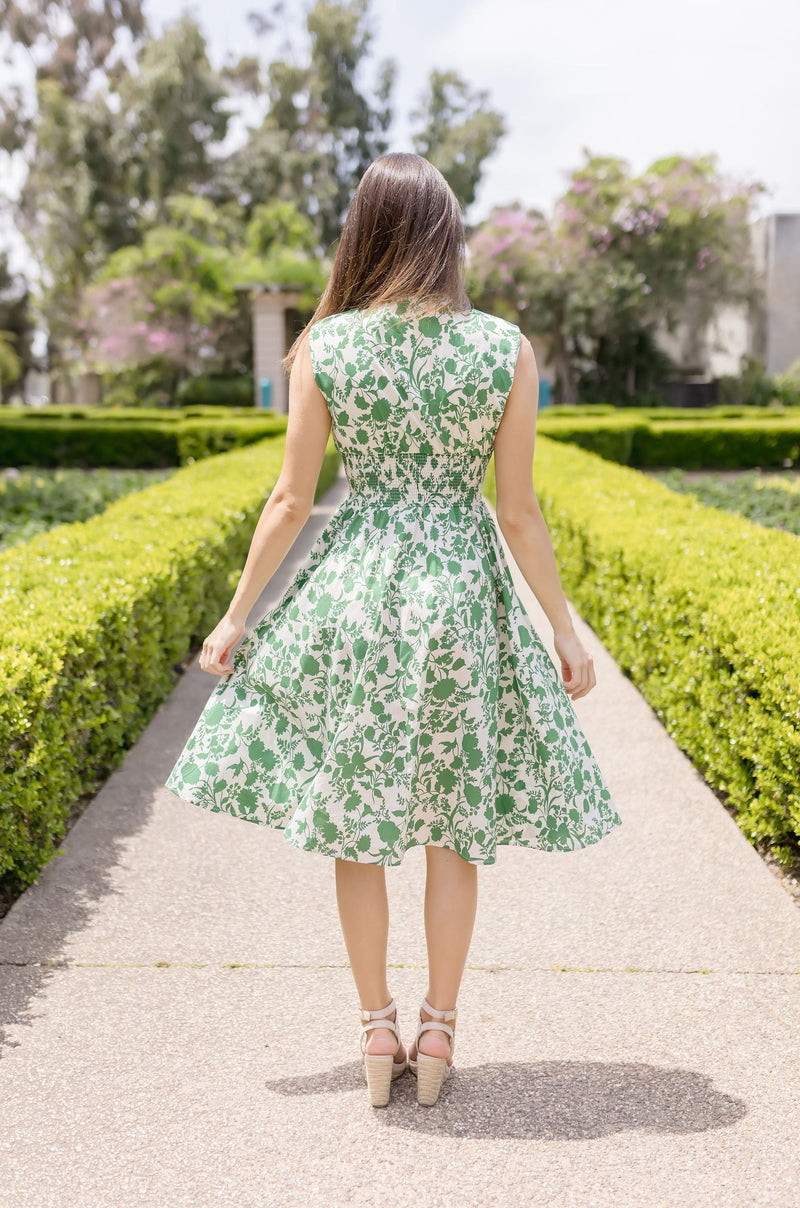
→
(166, 783, 623, 867)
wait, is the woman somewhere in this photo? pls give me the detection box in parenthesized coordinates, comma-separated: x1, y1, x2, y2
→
(165, 152, 622, 1109)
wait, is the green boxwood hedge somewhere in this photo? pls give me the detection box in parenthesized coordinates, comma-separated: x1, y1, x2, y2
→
(483, 436, 800, 865)
(175, 375, 255, 408)
(537, 414, 800, 469)
(0, 413, 289, 467)
(545, 404, 800, 421)
(0, 434, 340, 891)
(0, 405, 273, 423)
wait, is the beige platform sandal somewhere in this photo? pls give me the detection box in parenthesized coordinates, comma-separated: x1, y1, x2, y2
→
(407, 997, 457, 1106)
(359, 997, 408, 1107)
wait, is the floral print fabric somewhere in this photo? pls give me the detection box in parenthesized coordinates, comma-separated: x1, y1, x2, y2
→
(165, 301, 622, 863)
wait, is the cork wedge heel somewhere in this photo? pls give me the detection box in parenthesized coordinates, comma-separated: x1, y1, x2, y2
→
(359, 997, 408, 1107)
(407, 998, 457, 1107)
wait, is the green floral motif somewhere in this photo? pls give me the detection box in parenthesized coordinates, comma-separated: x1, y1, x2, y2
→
(165, 300, 622, 863)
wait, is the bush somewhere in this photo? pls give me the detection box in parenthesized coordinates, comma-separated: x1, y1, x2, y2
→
(99, 355, 182, 409)
(650, 468, 800, 537)
(0, 405, 269, 423)
(537, 413, 800, 469)
(0, 413, 289, 467)
(0, 434, 341, 892)
(175, 375, 255, 408)
(0, 466, 175, 551)
(483, 437, 800, 866)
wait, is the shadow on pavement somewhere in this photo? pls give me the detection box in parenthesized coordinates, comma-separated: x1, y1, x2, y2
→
(264, 1058, 747, 1138)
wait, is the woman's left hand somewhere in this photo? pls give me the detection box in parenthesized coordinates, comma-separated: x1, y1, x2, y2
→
(199, 614, 245, 676)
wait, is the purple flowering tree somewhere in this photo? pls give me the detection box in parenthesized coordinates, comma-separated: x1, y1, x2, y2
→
(77, 226, 238, 401)
(467, 152, 766, 403)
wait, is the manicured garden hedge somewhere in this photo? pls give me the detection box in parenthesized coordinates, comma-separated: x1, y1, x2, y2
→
(545, 405, 800, 421)
(175, 375, 254, 408)
(0, 405, 269, 421)
(483, 436, 800, 865)
(0, 413, 288, 467)
(0, 434, 340, 891)
(537, 413, 800, 469)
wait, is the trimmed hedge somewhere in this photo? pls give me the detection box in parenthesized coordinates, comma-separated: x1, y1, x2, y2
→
(0, 434, 340, 890)
(175, 375, 255, 408)
(537, 414, 800, 469)
(0, 405, 270, 422)
(546, 405, 800, 421)
(0, 413, 288, 467)
(483, 436, 800, 865)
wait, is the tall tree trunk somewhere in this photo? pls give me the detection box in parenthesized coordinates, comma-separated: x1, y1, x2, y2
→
(550, 321, 576, 405)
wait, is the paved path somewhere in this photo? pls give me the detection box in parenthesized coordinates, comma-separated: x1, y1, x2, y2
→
(2, 466, 799, 1208)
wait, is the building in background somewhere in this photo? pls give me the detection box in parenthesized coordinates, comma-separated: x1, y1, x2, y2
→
(653, 212, 800, 404)
(749, 213, 800, 375)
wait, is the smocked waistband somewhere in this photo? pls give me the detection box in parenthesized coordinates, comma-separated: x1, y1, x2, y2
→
(342, 451, 487, 503)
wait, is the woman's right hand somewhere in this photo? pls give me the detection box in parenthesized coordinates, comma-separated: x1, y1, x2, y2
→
(553, 627, 596, 700)
(199, 613, 246, 677)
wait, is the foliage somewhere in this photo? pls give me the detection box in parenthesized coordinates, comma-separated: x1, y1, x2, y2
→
(235, 201, 332, 312)
(220, 0, 396, 248)
(467, 152, 766, 404)
(0, 405, 267, 422)
(4, 10, 230, 358)
(537, 412, 800, 469)
(2, 1, 509, 374)
(411, 70, 506, 211)
(175, 376, 255, 409)
(0, 412, 288, 467)
(483, 437, 800, 866)
(774, 356, 800, 407)
(0, 433, 341, 893)
(650, 468, 800, 537)
(77, 227, 238, 382)
(0, 466, 174, 551)
(0, 331, 23, 402)
(0, 249, 37, 397)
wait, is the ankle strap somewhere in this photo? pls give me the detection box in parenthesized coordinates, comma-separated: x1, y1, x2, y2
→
(421, 997, 457, 1022)
(360, 997, 397, 1022)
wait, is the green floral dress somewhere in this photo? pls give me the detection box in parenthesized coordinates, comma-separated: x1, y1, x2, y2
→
(165, 300, 622, 863)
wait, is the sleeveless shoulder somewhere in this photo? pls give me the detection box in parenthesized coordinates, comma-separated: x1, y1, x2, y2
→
(466, 309, 523, 403)
(307, 310, 359, 403)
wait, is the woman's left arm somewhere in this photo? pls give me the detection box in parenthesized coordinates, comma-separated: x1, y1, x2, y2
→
(199, 331, 332, 676)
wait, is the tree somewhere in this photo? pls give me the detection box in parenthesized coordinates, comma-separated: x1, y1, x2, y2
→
(467, 152, 766, 403)
(410, 70, 506, 213)
(216, 0, 396, 247)
(236, 200, 331, 311)
(2, 0, 509, 379)
(113, 15, 231, 226)
(78, 222, 239, 390)
(0, 0, 149, 365)
(2, 7, 232, 371)
(0, 249, 37, 399)
(0, 332, 22, 403)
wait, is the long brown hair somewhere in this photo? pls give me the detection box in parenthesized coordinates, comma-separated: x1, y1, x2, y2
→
(282, 152, 471, 375)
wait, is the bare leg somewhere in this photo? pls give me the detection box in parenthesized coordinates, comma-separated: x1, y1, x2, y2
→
(334, 858, 405, 1059)
(410, 845, 478, 1061)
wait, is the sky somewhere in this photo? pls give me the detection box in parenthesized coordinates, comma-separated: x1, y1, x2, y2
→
(147, 0, 800, 219)
(1, 0, 798, 280)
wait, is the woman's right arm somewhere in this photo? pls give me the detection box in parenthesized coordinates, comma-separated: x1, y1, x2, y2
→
(491, 336, 596, 701)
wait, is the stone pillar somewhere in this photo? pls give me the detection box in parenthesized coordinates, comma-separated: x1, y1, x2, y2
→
(249, 288, 305, 413)
(77, 372, 103, 406)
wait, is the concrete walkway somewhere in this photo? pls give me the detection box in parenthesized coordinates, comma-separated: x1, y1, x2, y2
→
(1, 466, 799, 1208)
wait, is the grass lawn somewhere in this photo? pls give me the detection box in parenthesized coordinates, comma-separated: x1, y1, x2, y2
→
(646, 467, 800, 537)
(0, 466, 176, 551)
